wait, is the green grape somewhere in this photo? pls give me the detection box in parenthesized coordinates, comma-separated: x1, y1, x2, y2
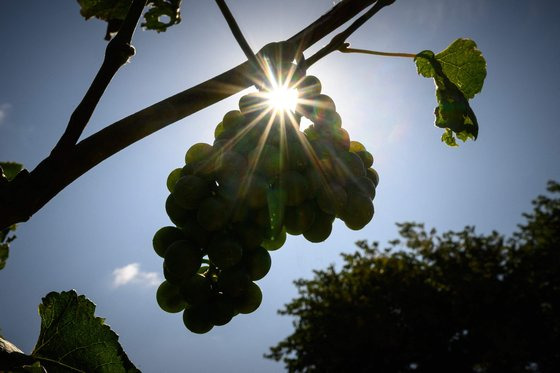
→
(356, 150, 374, 168)
(347, 176, 376, 200)
(234, 282, 262, 314)
(314, 110, 342, 132)
(235, 223, 265, 250)
(244, 246, 271, 281)
(208, 295, 235, 326)
(197, 197, 229, 232)
(156, 281, 187, 313)
(248, 144, 284, 178)
(340, 192, 374, 230)
(215, 150, 248, 185)
(214, 121, 225, 139)
(284, 201, 316, 235)
(217, 267, 251, 297)
(207, 236, 243, 269)
(166, 168, 182, 193)
(297, 75, 321, 98)
(303, 124, 320, 142)
(239, 92, 267, 117)
(222, 110, 246, 131)
(183, 305, 213, 334)
(153, 226, 185, 258)
(303, 209, 334, 243)
(185, 143, 214, 165)
(366, 167, 380, 187)
(305, 166, 322, 196)
(331, 128, 351, 151)
(180, 273, 213, 306)
(172, 175, 209, 210)
(280, 170, 310, 206)
(335, 151, 366, 180)
(165, 194, 190, 227)
(317, 182, 347, 216)
(163, 264, 182, 285)
(164, 240, 203, 280)
(262, 226, 286, 251)
(349, 141, 366, 153)
(179, 213, 209, 248)
(244, 173, 269, 209)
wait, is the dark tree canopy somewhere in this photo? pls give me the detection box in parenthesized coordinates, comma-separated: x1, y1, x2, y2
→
(267, 181, 560, 373)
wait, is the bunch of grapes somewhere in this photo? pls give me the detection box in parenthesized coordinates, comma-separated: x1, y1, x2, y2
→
(153, 64, 378, 333)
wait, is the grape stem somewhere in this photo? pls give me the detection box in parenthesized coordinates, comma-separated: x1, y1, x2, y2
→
(214, 0, 258, 67)
(339, 43, 416, 58)
(50, 0, 148, 157)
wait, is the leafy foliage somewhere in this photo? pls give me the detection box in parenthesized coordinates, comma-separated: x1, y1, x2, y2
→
(268, 182, 560, 372)
(32, 290, 138, 372)
(415, 39, 486, 146)
(77, 0, 181, 37)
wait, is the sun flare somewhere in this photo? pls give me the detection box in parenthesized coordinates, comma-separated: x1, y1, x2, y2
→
(265, 86, 299, 113)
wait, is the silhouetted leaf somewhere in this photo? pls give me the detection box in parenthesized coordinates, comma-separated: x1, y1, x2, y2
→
(77, 0, 181, 39)
(0, 161, 23, 181)
(0, 224, 17, 271)
(32, 290, 138, 373)
(415, 39, 486, 146)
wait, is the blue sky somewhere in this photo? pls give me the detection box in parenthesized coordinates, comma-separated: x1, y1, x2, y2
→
(1, 1, 559, 371)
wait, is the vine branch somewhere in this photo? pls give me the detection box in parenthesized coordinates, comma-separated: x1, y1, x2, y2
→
(306, 0, 389, 68)
(214, 0, 258, 66)
(0, 0, 393, 230)
(51, 0, 147, 156)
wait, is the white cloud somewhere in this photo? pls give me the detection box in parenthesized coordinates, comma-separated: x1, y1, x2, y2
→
(0, 103, 11, 126)
(112, 263, 161, 288)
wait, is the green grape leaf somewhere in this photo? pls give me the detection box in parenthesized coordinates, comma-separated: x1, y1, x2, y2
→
(77, 0, 181, 38)
(0, 244, 9, 271)
(142, 0, 182, 32)
(0, 161, 24, 181)
(0, 224, 17, 271)
(415, 39, 486, 146)
(32, 290, 138, 373)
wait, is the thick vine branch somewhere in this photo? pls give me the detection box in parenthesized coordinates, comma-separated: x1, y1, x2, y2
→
(51, 0, 147, 156)
(0, 0, 391, 230)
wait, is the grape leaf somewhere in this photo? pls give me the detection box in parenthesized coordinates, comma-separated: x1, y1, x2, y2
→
(32, 290, 138, 373)
(77, 0, 181, 38)
(0, 224, 17, 271)
(0, 161, 23, 181)
(415, 39, 486, 147)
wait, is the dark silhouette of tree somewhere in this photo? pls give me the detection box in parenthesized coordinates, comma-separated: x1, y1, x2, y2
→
(267, 181, 560, 373)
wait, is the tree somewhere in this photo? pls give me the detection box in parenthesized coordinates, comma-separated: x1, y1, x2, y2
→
(267, 181, 560, 373)
(0, 0, 486, 370)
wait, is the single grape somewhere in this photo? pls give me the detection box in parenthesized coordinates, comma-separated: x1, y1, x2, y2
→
(172, 175, 210, 210)
(197, 197, 229, 232)
(185, 143, 214, 165)
(180, 273, 213, 306)
(166, 168, 182, 193)
(164, 240, 203, 281)
(183, 305, 213, 334)
(153, 226, 185, 258)
(156, 281, 187, 313)
(207, 236, 243, 269)
(244, 246, 272, 281)
(233, 282, 262, 314)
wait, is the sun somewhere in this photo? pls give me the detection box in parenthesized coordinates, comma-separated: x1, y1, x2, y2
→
(264, 85, 299, 113)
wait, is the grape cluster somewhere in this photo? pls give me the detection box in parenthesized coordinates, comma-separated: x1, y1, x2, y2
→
(153, 69, 378, 334)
